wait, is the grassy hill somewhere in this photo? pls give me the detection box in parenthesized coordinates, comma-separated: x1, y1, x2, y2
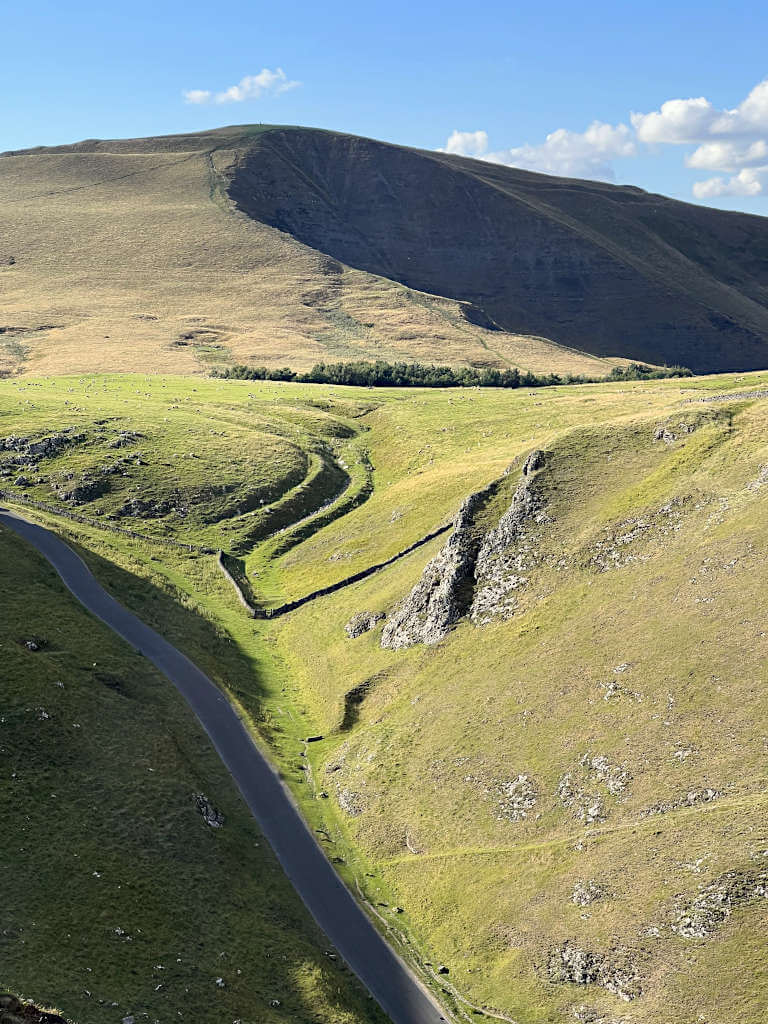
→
(0, 126, 613, 381)
(4, 124, 768, 376)
(0, 517, 389, 1023)
(2, 370, 768, 1022)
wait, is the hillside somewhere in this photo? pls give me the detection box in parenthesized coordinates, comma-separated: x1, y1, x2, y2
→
(0, 126, 613, 381)
(0, 511, 386, 1024)
(4, 124, 768, 376)
(2, 371, 768, 1022)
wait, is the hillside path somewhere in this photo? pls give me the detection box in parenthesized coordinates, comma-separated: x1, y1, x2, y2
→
(0, 506, 449, 1024)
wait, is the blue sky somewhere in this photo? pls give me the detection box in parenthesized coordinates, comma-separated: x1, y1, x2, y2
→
(3, 0, 768, 214)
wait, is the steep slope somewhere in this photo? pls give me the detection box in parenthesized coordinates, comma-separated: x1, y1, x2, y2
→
(229, 127, 768, 372)
(0, 126, 610, 379)
(5, 123, 768, 375)
(0, 521, 386, 1024)
(267, 381, 768, 1024)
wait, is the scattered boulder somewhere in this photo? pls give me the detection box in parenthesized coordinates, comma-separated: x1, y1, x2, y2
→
(672, 868, 768, 938)
(572, 880, 607, 907)
(498, 774, 537, 821)
(194, 793, 224, 828)
(345, 611, 385, 638)
(547, 942, 641, 1001)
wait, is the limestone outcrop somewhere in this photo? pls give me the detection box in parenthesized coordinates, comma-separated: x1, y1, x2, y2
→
(381, 451, 545, 649)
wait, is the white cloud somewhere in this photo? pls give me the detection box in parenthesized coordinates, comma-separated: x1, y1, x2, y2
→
(183, 68, 300, 105)
(441, 121, 635, 182)
(693, 167, 768, 199)
(183, 89, 212, 105)
(631, 97, 715, 144)
(632, 79, 768, 143)
(686, 139, 768, 172)
(631, 78, 768, 200)
(441, 78, 768, 203)
(443, 129, 489, 157)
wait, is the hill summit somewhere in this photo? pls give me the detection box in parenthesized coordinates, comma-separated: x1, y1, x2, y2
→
(2, 124, 768, 375)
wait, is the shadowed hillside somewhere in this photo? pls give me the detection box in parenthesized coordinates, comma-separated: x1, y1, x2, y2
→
(4, 124, 768, 375)
(228, 127, 768, 373)
(0, 126, 612, 380)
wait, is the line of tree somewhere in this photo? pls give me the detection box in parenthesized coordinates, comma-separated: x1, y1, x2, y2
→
(211, 359, 693, 389)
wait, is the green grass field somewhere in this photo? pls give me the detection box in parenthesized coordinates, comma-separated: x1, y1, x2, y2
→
(3, 370, 768, 1023)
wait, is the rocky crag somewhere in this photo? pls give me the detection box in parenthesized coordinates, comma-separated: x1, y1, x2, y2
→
(381, 450, 545, 649)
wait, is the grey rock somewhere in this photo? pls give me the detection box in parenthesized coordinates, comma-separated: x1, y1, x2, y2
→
(115, 496, 172, 518)
(471, 454, 545, 624)
(109, 430, 142, 448)
(572, 880, 607, 906)
(382, 451, 546, 648)
(498, 774, 537, 821)
(345, 611, 385, 639)
(640, 787, 721, 819)
(55, 476, 107, 504)
(338, 788, 365, 816)
(194, 793, 224, 828)
(547, 942, 640, 1001)
(672, 868, 768, 938)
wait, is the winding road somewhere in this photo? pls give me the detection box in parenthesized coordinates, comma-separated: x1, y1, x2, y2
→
(0, 506, 450, 1024)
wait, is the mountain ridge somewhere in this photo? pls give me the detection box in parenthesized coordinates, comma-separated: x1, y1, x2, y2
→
(3, 123, 768, 373)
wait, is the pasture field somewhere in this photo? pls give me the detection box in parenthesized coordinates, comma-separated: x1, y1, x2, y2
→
(3, 370, 768, 1023)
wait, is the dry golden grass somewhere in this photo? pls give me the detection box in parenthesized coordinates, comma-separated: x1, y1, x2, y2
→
(0, 141, 620, 378)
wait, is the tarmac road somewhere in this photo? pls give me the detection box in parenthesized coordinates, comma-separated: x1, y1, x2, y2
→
(0, 507, 450, 1024)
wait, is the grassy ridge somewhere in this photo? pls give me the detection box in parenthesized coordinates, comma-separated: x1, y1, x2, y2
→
(3, 371, 768, 1022)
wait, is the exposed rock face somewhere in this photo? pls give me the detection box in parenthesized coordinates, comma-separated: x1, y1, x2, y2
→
(345, 611, 385, 639)
(671, 869, 768, 938)
(1, 430, 85, 466)
(115, 496, 172, 518)
(54, 475, 107, 504)
(194, 793, 224, 828)
(653, 420, 696, 444)
(558, 754, 630, 825)
(380, 481, 498, 649)
(109, 430, 142, 448)
(639, 787, 721, 819)
(337, 788, 366, 816)
(381, 451, 545, 649)
(471, 452, 546, 625)
(547, 942, 641, 1001)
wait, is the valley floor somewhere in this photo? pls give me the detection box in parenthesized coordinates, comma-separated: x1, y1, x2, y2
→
(2, 370, 768, 1023)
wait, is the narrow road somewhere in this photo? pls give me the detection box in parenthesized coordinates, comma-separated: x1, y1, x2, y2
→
(0, 507, 450, 1024)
